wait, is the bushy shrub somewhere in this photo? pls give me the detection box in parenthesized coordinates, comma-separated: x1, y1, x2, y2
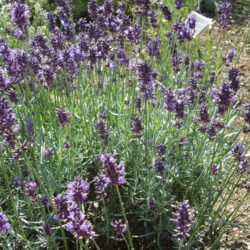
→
(0, 0, 249, 249)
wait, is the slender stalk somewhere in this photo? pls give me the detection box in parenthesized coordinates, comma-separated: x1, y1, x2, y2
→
(115, 185, 134, 250)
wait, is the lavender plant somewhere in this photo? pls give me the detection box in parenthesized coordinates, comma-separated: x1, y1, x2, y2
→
(0, 0, 249, 249)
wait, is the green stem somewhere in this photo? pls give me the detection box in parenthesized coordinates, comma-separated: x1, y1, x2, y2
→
(115, 185, 134, 250)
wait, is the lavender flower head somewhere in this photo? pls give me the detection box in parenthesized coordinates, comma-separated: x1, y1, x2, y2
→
(100, 151, 126, 185)
(172, 200, 195, 240)
(96, 112, 109, 144)
(232, 143, 246, 161)
(226, 48, 236, 66)
(25, 181, 38, 201)
(218, 0, 232, 29)
(199, 104, 210, 123)
(56, 108, 71, 127)
(94, 174, 111, 198)
(211, 164, 218, 175)
(0, 212, 12, 234)
(175, 0, 184, 10)
(111, 220, 127, 234)
(156, 144, 166, 157)
(244, 104, 250, 125)
(165, 88, 176, 112)
(147, 37, 161, 59)
(154, 159, 168, 176)
(187, 14, 196, 30)
(43, 223, 52, 236)
(67, 178, 89, 204)
(11, 1, 30, 31)
(65, 210, 96, 240)
(131, 114, 143, 138)
(161, 4, 172, 21)
(228, 67, 240, 92)
(136, 62, 157, 100)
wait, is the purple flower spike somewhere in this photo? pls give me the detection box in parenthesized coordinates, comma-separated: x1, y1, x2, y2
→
(218, 0, 232, 29)
(136, 62, 157, 100)
(25, 181, 38, 201)
(65, 211, 96, 240)
(154, 159, 168, 176)
(187, 14, 196, 30)
(156, 144, 166, 157)
(165, 88, 176, 112)
(232, 143, 246, 161)
(228, 67, 240, 92)
(244, 104, 250, 125)
(211, 164, 218, 175)
(11, 1, 30, 31)
(0, 212, 12, 234)
(100, 151, 126, 185)
(56, 108, 71, 127)
(131, 114, 143, 138)
(199, 104, 210, 123)
(67, 178, 89, 204)
(94, 174, 111, 198)
(175, 0, 184, 10)
(148, 9, 158, 28)
(43, 223, 52, 237)
(147, 37, 161, 59)
(111, 220, 127, 234)
(226, 48, 236, 66)
(161, 4, 172, 21)
(172, 200, 195, 240)
(96, 112, 109, 144)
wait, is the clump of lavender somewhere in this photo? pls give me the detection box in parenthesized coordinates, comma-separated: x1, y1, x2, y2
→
(0, 212, 12, 234)
(67, 178, 89, 204)
(172, 200, 195, 240)
(96, 112, 109, 144)
(56, 108, 71, 127)
(226, 48, 236, 66)
(99, 151, 126, 185)
(161, 4, 172, 21)
(147, 37, 161, 59)
(136, 62, 157, 100)
(131, 114, 143, 138)
(218, 0, 232, 29)
(111, 220, 127, 234)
